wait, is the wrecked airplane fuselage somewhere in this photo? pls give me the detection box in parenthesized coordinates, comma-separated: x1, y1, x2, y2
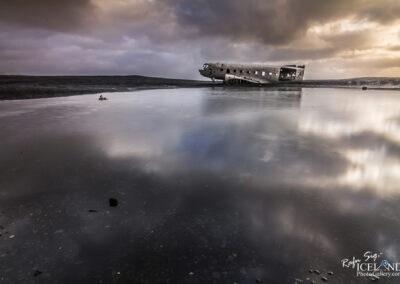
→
(199, 62, 305, 84)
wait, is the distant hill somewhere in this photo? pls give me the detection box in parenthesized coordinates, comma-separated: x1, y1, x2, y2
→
(300, 77, 400, 87)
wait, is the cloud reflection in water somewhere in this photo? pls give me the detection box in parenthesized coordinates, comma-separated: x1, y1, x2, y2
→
(1, 88, 400, 283)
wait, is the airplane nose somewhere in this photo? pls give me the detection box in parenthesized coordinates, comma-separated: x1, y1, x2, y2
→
(199, 67, 211, 78)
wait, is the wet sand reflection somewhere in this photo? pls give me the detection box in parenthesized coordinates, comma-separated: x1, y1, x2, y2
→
(0, 88, 399, 283)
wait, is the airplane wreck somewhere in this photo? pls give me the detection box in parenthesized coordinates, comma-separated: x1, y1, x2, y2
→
(199, 62, 305, 84)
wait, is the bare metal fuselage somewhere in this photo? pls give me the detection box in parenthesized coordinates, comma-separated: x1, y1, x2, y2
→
(199, 62, 305, 84)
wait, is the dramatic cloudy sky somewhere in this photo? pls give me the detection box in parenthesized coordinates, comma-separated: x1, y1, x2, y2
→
(1, 0, 400, 79)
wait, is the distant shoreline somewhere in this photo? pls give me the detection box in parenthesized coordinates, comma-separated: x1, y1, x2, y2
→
(1, 75, 399, 100)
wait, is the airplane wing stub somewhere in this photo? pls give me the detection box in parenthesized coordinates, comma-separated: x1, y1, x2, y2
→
(225, 74, 265, 84)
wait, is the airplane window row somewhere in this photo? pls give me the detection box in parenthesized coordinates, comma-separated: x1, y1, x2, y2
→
(220, 68, 276, 76)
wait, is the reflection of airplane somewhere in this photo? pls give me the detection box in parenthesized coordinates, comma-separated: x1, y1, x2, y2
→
(199, 63, 305, 84)
(201, 88, 302, 115)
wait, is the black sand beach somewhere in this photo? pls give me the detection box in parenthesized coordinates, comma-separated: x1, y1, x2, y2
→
(1, 88, 400, 283)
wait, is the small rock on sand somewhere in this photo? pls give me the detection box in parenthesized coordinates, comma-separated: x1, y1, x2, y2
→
(109, 198, 118, 207)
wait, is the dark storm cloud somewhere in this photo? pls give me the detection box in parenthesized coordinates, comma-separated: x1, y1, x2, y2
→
(360, 0, 400, 24)
(266, 31, 374, 61)
(0, 0, 399, 77)
(173, 0, 343, 44)
(1, 0, 398, 44)
(173, 0, 400, 45)
(266, 48, 337, 62)
(264, 31, 373, 62)
(0, 0, 95, 32)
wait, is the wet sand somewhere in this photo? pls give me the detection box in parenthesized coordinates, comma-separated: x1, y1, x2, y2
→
(1, 88, 400, 283)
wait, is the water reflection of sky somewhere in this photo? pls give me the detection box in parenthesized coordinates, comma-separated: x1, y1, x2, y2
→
(1, 88, 400, 283)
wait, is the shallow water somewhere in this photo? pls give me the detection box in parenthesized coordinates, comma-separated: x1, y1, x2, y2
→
(1, 87, 400, 283)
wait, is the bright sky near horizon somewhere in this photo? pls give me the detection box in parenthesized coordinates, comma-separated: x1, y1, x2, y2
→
(1, 0, 400, 79)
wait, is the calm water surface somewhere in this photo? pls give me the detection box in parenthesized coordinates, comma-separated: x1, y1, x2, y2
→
(1, 88, 400, 283)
